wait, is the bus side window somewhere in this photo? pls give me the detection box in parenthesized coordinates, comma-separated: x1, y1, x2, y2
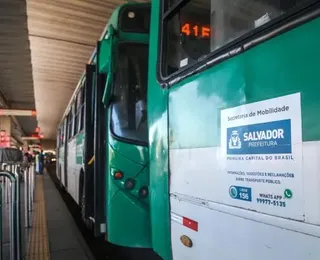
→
(162, 0, 312, 76)
(75, 86, 84, 133)
(67, 110, 73, 140)
(74, 97, 79, 135)
(79, 86, 85, 131)
(72, 104, 76, 137)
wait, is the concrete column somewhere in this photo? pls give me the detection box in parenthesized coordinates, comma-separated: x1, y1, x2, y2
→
(0, 116, 12, 147)
(0, 116, 11, 133)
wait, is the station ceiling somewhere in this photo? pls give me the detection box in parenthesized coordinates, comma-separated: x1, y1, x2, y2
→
(27, 0, 140, 140)
(0, 0, 37, 136)
(1, 0, 150, 141)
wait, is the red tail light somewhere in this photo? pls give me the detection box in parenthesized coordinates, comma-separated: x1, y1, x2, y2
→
(114, 171, 123, 180)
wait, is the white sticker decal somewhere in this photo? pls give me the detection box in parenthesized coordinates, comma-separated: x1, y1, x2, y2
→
(220, 93, 303, 220)
(180, 58, 188, 68)
(254, 13, 271, 28)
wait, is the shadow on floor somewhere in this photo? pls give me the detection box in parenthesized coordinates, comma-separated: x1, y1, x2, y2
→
(46, 164, 163, 260)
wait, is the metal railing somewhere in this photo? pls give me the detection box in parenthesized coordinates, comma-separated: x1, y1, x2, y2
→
(0, 162, 35, 260)
(22, 164, 35, 229)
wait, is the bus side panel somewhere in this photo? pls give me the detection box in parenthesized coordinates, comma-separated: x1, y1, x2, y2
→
(67, 138, 81, 204)
(64, 120, 68, 188)
(170, 198, 320, 260)
(56, 136, 60, 180)
(58, 146, 65, 186)
(148, 0, 172, 258)
(169, 148, 320, 260)
(168, 17, 320, 259)
(107, 139, 151, 247)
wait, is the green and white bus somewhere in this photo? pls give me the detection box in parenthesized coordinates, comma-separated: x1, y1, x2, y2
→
(58, 0, 320, 259)
(56, 2, 152, 248)
(146, 0, 320, 259)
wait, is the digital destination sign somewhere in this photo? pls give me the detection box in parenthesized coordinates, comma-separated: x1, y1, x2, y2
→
(181, 23, 210, 38)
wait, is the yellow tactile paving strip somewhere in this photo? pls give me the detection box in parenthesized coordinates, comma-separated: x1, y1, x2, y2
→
(26, 175, 50, 260)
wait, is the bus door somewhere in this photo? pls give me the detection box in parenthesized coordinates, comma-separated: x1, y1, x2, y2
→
(93, 54, 107, 236)
(56, 128, 61, 181)
(63, 118, 68, 188)
(83, 64, 96, 224)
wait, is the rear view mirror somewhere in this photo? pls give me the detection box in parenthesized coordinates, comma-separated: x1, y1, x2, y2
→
(102, 73, 113, 107)
(98, 25, 115, 107)
(99, 39, 111, 74)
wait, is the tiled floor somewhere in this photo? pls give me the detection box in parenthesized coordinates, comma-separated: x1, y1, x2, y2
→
(27, 175, 50, 260)
(25, 172, 93, 260)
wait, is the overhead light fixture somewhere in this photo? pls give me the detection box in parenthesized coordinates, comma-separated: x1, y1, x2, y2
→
(0, 109, 37, 116)
(128, 11, 135, 18)
(22, 137, 40, 140)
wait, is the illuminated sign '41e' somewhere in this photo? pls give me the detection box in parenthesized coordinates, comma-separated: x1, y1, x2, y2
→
(181, 23, 210, 38)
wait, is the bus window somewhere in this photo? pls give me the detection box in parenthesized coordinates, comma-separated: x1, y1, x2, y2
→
(63, 119, 66, 144)
(162, 0, 313, 76)
(72, 103, 76, 136)
(67, 111, 73, 140)
(60, 123, 66, 145)
(111, 43, 148, 144)
(79, 86, 85, 131)
(61, 124, 64, 145)
(75, 87, 84, 133)
(60, 128, 63, 145)
(74, 100, 79, 135)
(91, 75, 96, 125)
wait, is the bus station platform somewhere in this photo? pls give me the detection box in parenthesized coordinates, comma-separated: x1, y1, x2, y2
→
(1, 166, 94, 260)
(26, 172, 94, 260)
(1, 163, 163, 260)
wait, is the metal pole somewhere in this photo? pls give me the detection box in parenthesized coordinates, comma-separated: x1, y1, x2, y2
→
(5, 173, 14, 260)
(2, 165, 7, 204)
(8, 179, 12, 259)
(7, 177, 10, 204)
(10, 180, 15, 260)
(12, 164, 21, 260)
(24, 167, 29, 229)
(0, 170, 20, 260)
(0, 173, 4, 260)
(14, 170, 21, 260)
(4, 177, 6, 204)
(0, 184, 2, 260)
(31, 164, 35, 211)
(28, 165, 32, 217)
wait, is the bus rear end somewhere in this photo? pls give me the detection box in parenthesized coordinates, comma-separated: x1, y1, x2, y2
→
(98, 3, 151, 248)
(148, 0, 320, 259)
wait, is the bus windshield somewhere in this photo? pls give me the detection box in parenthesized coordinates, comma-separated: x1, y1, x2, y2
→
(111, 43, 148, 144)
